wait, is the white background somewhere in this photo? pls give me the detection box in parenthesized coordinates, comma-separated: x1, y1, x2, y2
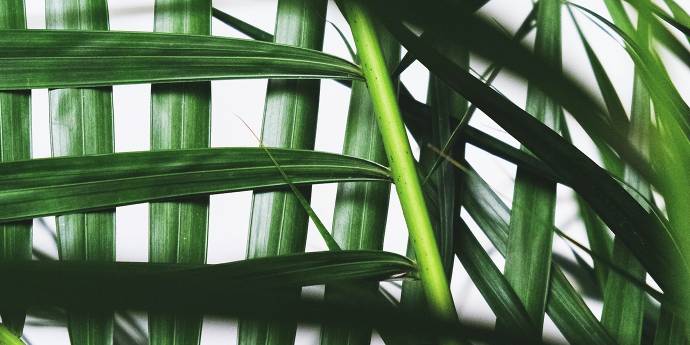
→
(12, 0, 690, 344)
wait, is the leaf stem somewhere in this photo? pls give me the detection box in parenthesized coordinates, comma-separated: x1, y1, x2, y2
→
(338, 0, 458, 329)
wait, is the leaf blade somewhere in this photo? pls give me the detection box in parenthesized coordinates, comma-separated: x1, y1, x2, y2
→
(0, 148, 390, 223)
(0, 29, 361, 90)
(0, 0, 32, 337)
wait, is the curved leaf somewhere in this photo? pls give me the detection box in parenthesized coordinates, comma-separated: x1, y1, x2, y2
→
(0, 250, 415, 310)
(0, 30, 361, 90)
(0, 148, 390, 222)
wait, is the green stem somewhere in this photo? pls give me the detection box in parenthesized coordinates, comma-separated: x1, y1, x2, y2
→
(339, 0, 457, 326)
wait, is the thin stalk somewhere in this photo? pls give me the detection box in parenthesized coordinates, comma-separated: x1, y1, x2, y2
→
(240, 1, 327, 344)
(148, 1, 211, 345)
(337, 0, 459, 338)
(320, 23, 397, 345)
(45, 1, 114, 344)
(0, 0, 31, 337)
(401, 34, 468, 318)
(497, 0, 562, 331)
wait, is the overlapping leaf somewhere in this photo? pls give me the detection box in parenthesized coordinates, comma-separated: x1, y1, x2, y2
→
(0, 30, 361, 90)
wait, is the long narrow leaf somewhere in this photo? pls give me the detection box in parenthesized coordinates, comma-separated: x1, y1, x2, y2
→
(599, 11, 652, 345)
(241, 1, 329, 345)
(0, 251, 415, 310)
(148, 2, 211, 345)
(0, 148, 390, 223)
(454, 220, 539, 341)
(0, 0, 32, 337)
(498, 0, 561, 331)
(381, 13, 689, 314)
(461, 168, 616, 345)
(0, 30, 360, 90)
(46, 1, 116, 344)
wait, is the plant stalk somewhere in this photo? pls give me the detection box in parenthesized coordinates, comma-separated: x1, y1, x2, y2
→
(338, 0, 458, 329)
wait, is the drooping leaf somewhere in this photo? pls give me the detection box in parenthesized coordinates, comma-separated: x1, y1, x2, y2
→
(241, 1, 329, 345)
(0, 30, 361, 90)
(454, 220, 539, 341)
(0, 0, 32, 337)
(0, 251, 415, 310)
(0, 148, 390, 223)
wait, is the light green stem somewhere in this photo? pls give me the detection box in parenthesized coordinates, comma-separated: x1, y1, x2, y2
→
(339, 0, 457, 327)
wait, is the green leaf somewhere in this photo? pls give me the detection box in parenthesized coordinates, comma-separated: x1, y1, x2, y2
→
(147, 1, 211, 345)
(0, 0, 32, 337)
(212, 7, 273, 42)
(599, 11, 652, 345)
(45, 1, 116, 344)
(0, 29, 361, 90)
(0, 324, 24, 345)
(498, 0, 562, 331)
(461, 168, 616, 345)
(0, 148, 390, 223)
(0, 250, 415, 310)
(241, 1, 328, 345)
(320, 23, 397, 345)
(377, 1, 656, 184)
(654, 306, 689, 345)
(454, 220, 539, 341)
(661, 0, 690, 44)
(382, 11, 689, 314)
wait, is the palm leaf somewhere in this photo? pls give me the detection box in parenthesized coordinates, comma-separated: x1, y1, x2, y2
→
(240, 1, 328, 345)
(0, 0, 32, 337)
(0, 251, 415, 310)
(0, 30, 360, 90)
(0, 148, 390, 222)
(147, 1, 211, 344)
(45, 1, 116, 344)
(598, 10, 652, 345)
(382, 13, 689, 314)
(454, 220, 539, 341)
(461, 168, 616, 345)
(498, 0, 561, 330)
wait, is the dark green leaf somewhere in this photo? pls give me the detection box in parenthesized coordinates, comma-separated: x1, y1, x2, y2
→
(0, 251, 415, 311)
(461, 168, 616, 345)
(381, 12, 688, 314)
(498, 0, 561, 330)
(148, 1, 211, 345)
(0, 29, 361, 90)
(0, 148, 390, 223)
(46, 1, 116, 344)
(241, 1, 329, 344)
(454, 220, 539, 341)
(0, 0, 32, 337)
(212, 7, 273, 42)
